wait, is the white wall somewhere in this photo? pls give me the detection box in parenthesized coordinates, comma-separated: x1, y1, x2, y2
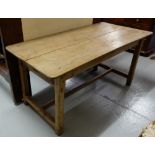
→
(21, 18, 93, 41)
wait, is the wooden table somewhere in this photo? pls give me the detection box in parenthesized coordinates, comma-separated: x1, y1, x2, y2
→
(5, 22, 152, 135)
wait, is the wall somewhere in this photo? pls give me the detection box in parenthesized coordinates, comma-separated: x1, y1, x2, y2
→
(21, 18, 93, 41)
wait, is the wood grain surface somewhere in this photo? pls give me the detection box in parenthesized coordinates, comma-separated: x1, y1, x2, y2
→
(6, 22, 152, 79)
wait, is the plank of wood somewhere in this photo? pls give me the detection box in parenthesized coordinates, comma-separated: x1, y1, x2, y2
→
(5, 22, 125, 60)
(24, 96, 55, 128)
(126, 40, 144, 86)
(19, 60, 32, 99)
(54, 77, 65, 135)
(26, 28, 152, 78)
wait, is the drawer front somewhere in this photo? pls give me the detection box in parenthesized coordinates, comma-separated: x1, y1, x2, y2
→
(125, 18, 153, 25)
(103, 18, 154, 31)
(124, 18, 154, 30)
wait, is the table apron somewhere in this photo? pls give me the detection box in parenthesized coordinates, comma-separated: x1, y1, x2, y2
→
(24, 40, 139, 84)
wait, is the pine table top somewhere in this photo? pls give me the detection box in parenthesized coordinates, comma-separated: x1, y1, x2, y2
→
(6, 22, 152, 78)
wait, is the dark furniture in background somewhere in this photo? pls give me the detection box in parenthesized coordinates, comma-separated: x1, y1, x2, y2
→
(93, 18, 155, 56)
(0, 19, 23, 46)
(0, 19, 23, 55)
(0, 18, 23, 103)
(0, 30, 3, 55)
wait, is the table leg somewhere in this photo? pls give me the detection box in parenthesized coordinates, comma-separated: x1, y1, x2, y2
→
(19, 60, 32, 103)
(126, 40, 144, 86)
(54, 77, 65, 135)
(5, 50, 23, 104)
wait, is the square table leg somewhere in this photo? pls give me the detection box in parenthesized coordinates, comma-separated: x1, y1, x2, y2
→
(54, 77, 65, 135)
(126, 39, 144, 86)
(19, 60, 32, 103)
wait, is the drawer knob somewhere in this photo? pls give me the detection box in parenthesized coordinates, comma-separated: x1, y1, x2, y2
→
(136, 19, 139, 22)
